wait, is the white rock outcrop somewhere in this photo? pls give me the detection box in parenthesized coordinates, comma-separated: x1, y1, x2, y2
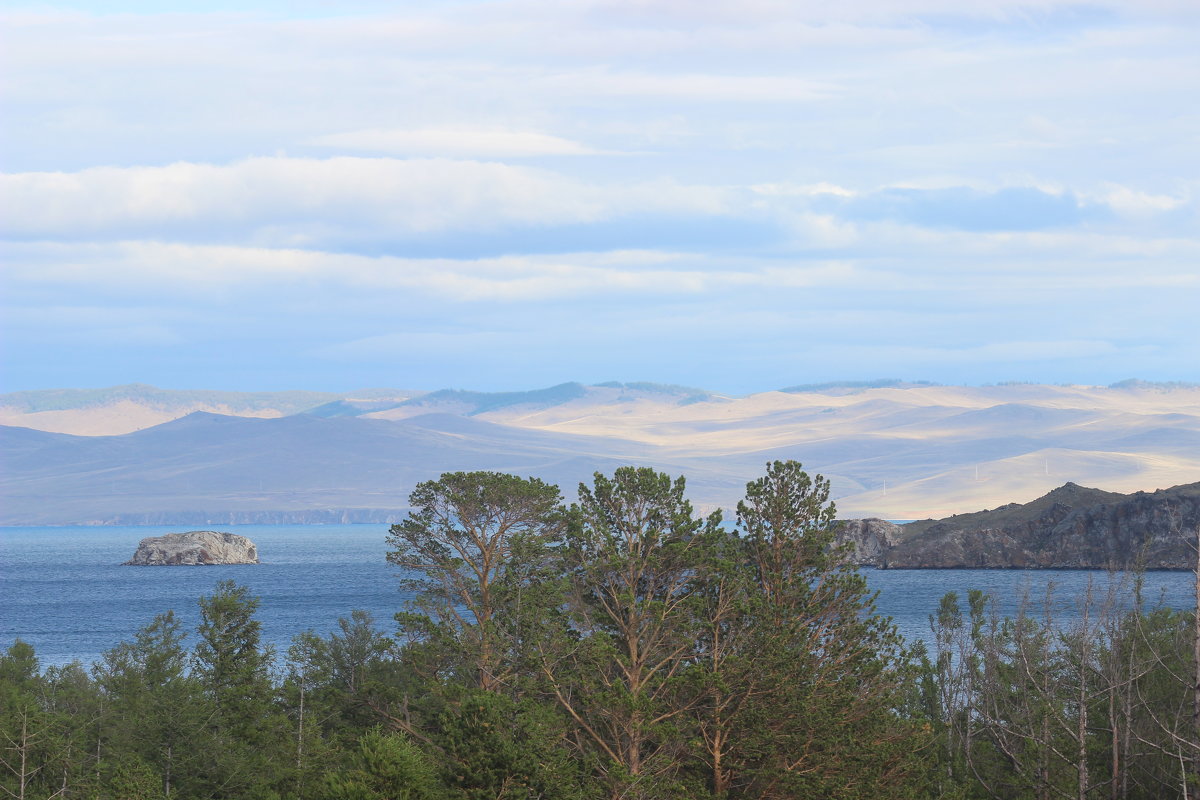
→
(833, 518, 905, 567)
(124, 530, 259, 566)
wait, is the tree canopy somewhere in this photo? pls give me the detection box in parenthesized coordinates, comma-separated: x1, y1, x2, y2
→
(5, 463, 1198, 799)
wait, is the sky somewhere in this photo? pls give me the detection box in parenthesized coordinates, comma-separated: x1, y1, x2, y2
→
(1, 0, 1197, 395)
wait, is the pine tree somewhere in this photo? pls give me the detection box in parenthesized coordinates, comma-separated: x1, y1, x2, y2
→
(95, 610, 203, 800)
(434, 688, 586, 800)
(544, 467, 720, 800)
(191, 580, 289, 798)
(729, 461, 930, 799)
(388, 471, 566, 694)
(321, 728, 440, 800)
(0, 641, 55, 800)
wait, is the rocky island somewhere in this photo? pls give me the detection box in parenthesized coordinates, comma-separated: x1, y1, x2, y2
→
(124, 530, 259, 566)
(837, 481, 1200, 569)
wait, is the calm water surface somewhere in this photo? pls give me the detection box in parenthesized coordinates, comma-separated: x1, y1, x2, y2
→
(1, 525, 1195, 667)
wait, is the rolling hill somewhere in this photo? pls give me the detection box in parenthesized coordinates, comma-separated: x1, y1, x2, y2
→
(2, 381, 1198, 524)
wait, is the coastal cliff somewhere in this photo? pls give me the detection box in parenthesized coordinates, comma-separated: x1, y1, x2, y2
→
(837, 481, 1200, 569)
(124, 530, 259, 566)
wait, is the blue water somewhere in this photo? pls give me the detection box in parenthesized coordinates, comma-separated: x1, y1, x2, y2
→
(1, 525, 1195, 667)
(0, 525, 405, 667)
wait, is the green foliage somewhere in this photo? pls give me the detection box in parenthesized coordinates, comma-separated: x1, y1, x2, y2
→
(434, 689, 587, 800)
(195, 580, 273, 707)
(288, 610, 401, 733)
(924, 579, 1200, 800)
(284, 608, 414, 796)
(0, 640, 39, 689)
(321, 728, 440, 800)
(191, 580, 291, 798)
(0, 640, 55, 800)
(737, 459, 840, 607)
(388, 471, 565, 693)
(12, 463, 1197, 800)
(104, 753, 166, 800)
(95, 610, 207, 800)
(725, 461, 930, 799)
(551, 466, 721, 799)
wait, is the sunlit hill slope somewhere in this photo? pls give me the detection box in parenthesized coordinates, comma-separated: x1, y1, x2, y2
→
(1, 380, 1197, 525)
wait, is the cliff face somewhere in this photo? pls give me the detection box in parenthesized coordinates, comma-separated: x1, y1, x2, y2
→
(838, 482, 1200, 569)
(834, 519, 905, 566)
(124, 531, 259, 566)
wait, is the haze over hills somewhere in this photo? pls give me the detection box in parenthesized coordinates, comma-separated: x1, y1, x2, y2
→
(0, 384, 424, 436)
(0, 412, 680, 526)
(1, 381, 1197, 525)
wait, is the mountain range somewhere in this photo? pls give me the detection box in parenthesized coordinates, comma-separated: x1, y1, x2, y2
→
(2, 380, 1198, 525)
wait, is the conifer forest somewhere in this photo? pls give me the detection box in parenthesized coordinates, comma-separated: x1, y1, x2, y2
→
(4, 462, 1200, 799)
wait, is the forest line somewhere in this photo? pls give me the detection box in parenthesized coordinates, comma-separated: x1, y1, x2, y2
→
(3, 461, 1200, 799)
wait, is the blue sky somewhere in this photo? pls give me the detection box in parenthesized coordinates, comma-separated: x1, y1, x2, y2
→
(1, 0, 1197, 394)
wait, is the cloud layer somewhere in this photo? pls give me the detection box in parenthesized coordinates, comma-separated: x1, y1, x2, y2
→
(1, 0, 1197, 392)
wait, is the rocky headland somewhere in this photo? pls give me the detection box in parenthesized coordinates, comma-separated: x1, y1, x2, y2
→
(837, 481, 1200, 569)
(124, 530, 259, 566)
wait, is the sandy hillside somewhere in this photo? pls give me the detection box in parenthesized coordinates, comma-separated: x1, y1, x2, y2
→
(3, 381, 1197, 520)
(467, 383, 1200, 518)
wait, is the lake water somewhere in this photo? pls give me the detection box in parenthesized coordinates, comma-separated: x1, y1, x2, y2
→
(1, 525, 1195, 668)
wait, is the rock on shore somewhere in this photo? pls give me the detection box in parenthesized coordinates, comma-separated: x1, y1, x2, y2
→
(124, 530, 259, 566)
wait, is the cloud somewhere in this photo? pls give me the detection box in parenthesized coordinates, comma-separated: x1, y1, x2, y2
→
(1097, 185, 1190, 217)
(2, 1, 1197, 392)
(308, 127, 607, 158)
(752, 182, 857, 198)
(6, 155, 1189, 259)
(6, 231, 1196, 392)
(8, 231, 1196, 311)
(0, 157, 732, 246)
(0, 157, 598, 238)
(581, 0, 1199, 25)
(764, 182, 1198, 235)
(4, 240, 854, 301)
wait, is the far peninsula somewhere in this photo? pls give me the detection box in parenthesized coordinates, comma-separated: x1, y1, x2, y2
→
(838, 481, 1200, 569)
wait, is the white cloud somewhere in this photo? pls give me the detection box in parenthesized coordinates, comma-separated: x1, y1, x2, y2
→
(2, 1, 1198, 391)
(1097, 185, 1190, 217)
(1, 239, 924, 302)
(8, 230, 1196, 309)
(11, 155, 1190, 254)
(2, 241, 735, 300)
(751, 182, 857, 198)
(0, 157, 730, 243)
(308, 127, 607, 158)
